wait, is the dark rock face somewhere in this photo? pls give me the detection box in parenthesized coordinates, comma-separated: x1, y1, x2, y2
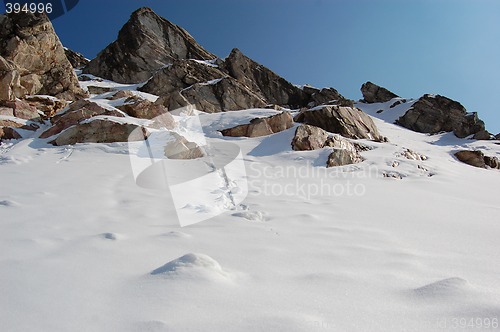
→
(51, 119, 148, 145)
(302, 85, 353, 108)
(0, 12, 86, 100)
(454, 150, 499, 169)
(83, 7, 215, 83)
(168, 77, 266, 113)
(64, 48, 89, 69)
(220, 112, 293, 137)
(223, 48, 307, 108)
(140, 60, 226, 96)
(361, 81, 398, 103)
(294, 105, 384, 141)
(396, 94, 485, 138)
(0, 126, 22, 141)
(472, 129, 492, 140)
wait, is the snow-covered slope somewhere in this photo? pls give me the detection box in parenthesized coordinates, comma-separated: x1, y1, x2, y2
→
(1, 82, 499, 331)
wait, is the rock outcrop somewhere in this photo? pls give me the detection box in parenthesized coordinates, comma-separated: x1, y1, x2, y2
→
(140, 59, 225, 97)
(455, 150, 499, 169)
(294, 105, 384, 141)
(0, 126, 22, 141)
(0, 99, 40, 121)
(361, 82, 399, 103)
(396, 94, 485, 138)
(0, 12, 86, 100)
(302, 85, 353, 108)
(117, 98, 172, 121)
(51, 119, 148, 146)
(83, 7, 215, 83)
(168, 77, 266, 113)
(40, 100, 124, 138)
(64, 48, 89, 69)
(220, 112, 293, 138)
(223, 48, 307, 108)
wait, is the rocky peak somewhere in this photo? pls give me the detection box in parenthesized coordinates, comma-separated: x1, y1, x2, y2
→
(83, 7, 215, 83)
(223, 48, 308, 108)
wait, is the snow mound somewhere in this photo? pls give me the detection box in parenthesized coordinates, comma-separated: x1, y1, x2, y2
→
(161, 231, 192, 239)
(414, 277, 470, 298)
(150, 253, 231, 281)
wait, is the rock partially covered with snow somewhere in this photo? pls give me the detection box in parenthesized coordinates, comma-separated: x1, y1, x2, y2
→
(396, 94, 486, 138)
(327, 149, 363, 167)
(117, 98, 173, 122)
(0, 12, 86, 100)
(50, 119, 148, 146)
(83, 7, 215, 83)
(40, 100, 124, 138)
(302, 85, 353, 108)
(361, 81, 399, 103)
(0, 99, 40, 121)
(291, 124, 329, 151)
(164, 132, 205, 159)
(0, 126, 21, 141)
(294, 105, 384, 142)
(220, 112, 293, 138)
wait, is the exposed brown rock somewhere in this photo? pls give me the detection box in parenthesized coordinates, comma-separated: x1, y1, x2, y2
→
(117, 99, 173, 123)
(50, 119, 148, 145)
(221, 112, 293, 138)
(25, 95, 67, 118)
(0, 99, 40, 121)
(40, 100, 124, 138)
(291, 124, 328, 151)
(83, 7, 215, 83)
(472, 129, 492, 140)
(454, 150, 490, 168)
(396, 94, 485, 138)
(294, 105, 383, 141)
(361, 81, 398, 103)
(0, 12, 87, 100)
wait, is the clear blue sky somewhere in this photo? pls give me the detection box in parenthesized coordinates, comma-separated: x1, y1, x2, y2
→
(49, 0, 499, 133)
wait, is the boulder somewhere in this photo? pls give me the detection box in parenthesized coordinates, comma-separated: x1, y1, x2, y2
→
(361, 81, 399, 103)
(0, 118, 38, 131)
(168, 77, 266, 113)
(87, 86, 115, 94)
(164, 132, 205, 159)
(454, 150, 487, 168)
(294, 105, 383, 141)
(496, 133, 500, 140)
(117, 99, 173, 123)
(484, 156, 499, 169)
(64, 47, 89, 69)
(83, 7, 215, 83)
(0, 99, 40, 121)
(107, 90, 136, 100)
(140, 59, 226, 97)
(40, 100, 124, 138)
(0, 12, 87, 100)
(0, 127, 22, 140)
(396, 94, 485, 138)
(472, 129, 492, 140)
(220, 112, 293, 138)
(303, 85, 353, 107)
(50, 119, 148, 145)
(223, 48, 308, 108)
(327, 149, 363, 167)
(291, 124, 329, 151)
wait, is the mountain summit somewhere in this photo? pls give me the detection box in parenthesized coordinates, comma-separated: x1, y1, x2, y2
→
(84, 7, 215, 83)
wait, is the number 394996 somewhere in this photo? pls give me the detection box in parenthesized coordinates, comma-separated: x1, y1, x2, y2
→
(5, 2, 53, 14)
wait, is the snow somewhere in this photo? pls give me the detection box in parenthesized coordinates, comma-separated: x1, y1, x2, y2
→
(1, 79, 500, 331)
